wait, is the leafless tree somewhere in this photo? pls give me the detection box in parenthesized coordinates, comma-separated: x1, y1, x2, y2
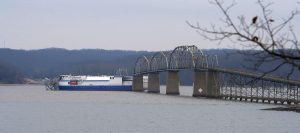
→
(187, 0, 300, 79)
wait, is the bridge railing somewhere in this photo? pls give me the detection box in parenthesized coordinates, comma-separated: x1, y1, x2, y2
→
(216, 70, 300, 104)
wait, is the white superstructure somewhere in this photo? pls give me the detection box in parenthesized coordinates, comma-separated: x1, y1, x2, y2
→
(56, 75, 132, 91)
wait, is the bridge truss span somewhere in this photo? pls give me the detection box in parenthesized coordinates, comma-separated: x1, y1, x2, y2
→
(149, 51, 170, 72)
(134, 45, 219, 74)
(134, 55, 151, 74)
(168, 45, 205, 70)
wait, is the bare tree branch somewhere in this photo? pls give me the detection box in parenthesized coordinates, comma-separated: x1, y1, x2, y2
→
(187, 0, 300, 79)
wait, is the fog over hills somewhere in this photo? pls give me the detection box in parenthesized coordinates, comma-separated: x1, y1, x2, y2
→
(0, 48, 299, 84)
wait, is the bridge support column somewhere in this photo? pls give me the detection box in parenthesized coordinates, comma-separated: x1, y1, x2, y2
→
(206, 70, 220, 98)
(132, 75, 144, 92)
(166, 70, 180, 95)
(193, 70, 207, 97)
(148, 72, 160, 93)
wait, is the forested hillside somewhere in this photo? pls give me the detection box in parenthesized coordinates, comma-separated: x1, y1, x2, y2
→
(0, 48, 299, 84)
(0, 48, 147, 81)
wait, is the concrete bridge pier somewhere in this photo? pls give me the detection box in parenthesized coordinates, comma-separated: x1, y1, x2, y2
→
(147, 72, 160, 93)
(206, 70, 220, 98)
(193, 70, 207, 97)
(166, 70, 180, 95)
(132, 75, 144, 92)
(193, 70, 220, 98)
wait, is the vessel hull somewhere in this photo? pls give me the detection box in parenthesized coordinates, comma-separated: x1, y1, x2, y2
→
(58, 85, 132, 91)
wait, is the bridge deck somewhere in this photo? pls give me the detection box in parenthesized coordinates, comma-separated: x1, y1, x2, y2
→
(134, 45, 300, 105)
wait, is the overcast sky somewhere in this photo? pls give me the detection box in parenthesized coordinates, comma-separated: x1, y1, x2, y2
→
(0, 0, 299, 51)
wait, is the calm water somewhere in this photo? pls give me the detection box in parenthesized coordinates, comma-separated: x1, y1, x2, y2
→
(0, 85, 299, 133)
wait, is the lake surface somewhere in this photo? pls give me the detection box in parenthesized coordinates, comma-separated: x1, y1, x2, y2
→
(0, 85, 299, 133)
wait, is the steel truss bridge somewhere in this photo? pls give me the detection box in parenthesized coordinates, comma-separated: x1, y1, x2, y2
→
(133, 45, 300, 105)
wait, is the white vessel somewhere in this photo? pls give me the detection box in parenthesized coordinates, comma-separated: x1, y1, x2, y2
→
(56, 75, 132, 91)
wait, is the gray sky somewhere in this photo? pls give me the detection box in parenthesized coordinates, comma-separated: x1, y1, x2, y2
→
(0, 0, 299, 51)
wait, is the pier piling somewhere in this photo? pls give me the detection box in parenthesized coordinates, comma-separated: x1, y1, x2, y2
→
(133, 75, 144, 92)
(166, 70, 180, 95)
(147, 73, 160, 93)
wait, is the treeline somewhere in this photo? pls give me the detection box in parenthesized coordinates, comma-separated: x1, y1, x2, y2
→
(0, 48, 299, 84)
(0, 48, 147, 83)
(0, 61, 24, 83)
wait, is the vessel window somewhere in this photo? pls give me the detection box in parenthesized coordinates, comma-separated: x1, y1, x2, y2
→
(69, 80, 78, 85)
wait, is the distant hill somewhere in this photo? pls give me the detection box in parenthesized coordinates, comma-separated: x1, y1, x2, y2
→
(0, 48, 299, 84)
(0, 48, 147, 79)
